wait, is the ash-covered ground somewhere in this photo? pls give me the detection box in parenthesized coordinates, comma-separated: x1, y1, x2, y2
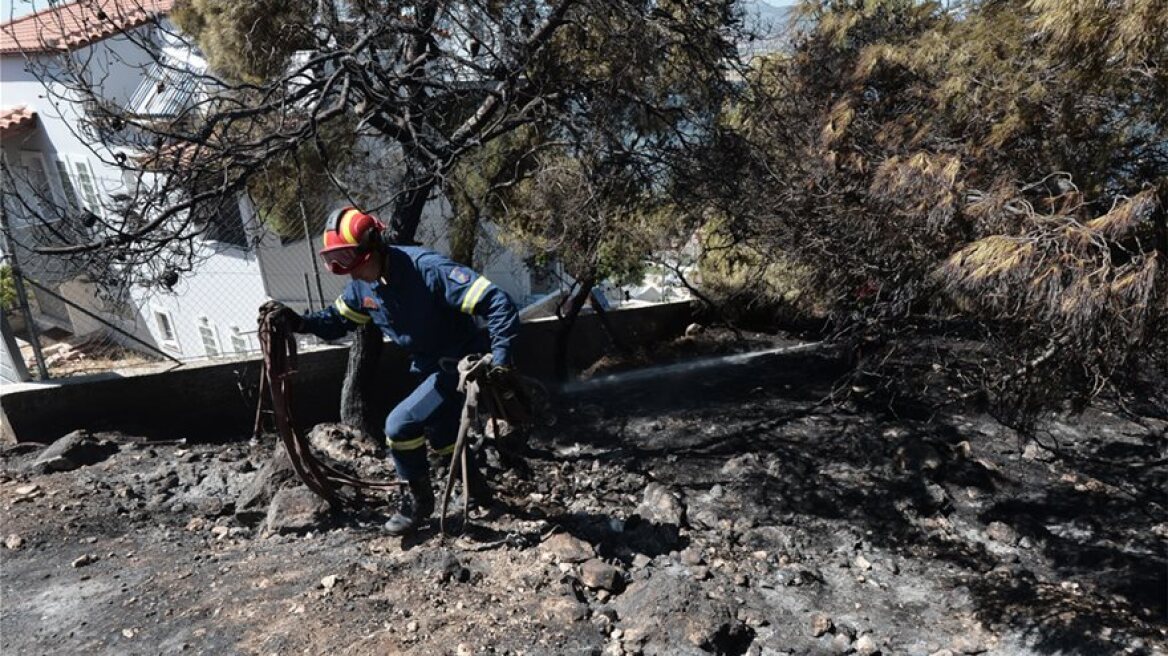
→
(1, 336, 1165, 656)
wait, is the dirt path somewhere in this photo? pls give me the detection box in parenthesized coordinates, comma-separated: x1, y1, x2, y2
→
(2, 345, 1164, 655)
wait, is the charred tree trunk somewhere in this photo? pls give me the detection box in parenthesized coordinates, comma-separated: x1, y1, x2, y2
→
(388, 166, 436, 246)
(340, 322, 383, 435)
(449, 202, 479, 266)
(554, 277, 595, 382)
(589, 292, 632, 356)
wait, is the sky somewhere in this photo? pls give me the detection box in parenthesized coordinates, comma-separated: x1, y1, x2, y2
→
(0, 0, 49, 22)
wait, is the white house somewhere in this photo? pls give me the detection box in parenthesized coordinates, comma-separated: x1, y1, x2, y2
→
(0, 0, 551, 383)
(0, 0, 273, 376)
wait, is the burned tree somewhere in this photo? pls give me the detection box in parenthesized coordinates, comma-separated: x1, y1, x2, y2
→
(697, 0, 1167, 420)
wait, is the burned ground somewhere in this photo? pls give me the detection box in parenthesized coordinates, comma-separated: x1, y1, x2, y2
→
(1, 338, 1165, 655)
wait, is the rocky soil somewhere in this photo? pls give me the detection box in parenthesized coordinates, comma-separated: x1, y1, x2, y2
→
(1, 339, 1165, 656)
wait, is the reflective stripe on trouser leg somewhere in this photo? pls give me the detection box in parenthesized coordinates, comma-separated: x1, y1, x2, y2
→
(386, 435, 427, 482)
(384, 369, 464, 481)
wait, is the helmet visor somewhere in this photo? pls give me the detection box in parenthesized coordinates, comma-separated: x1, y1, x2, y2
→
(319, 246, 365, 275)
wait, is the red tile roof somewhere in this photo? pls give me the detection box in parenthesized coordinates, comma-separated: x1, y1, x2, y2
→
(0, 0, 174, 56)
(0, 105, 38, 137)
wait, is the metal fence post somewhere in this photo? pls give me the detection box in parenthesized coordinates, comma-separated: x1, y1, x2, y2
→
(0, 201, 48, 380)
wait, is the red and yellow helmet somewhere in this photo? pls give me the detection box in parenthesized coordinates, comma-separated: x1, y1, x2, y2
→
(319, 206, 385, 275)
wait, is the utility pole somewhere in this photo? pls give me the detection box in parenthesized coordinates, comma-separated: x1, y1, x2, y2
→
(0, 199, 49, 380)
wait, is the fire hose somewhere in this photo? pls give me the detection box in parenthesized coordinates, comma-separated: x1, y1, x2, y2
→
(256, 313, 550, 533)
(254, 313, 403, 506)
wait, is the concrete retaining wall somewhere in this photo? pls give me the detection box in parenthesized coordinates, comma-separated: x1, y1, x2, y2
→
(0, 301, 694, 444)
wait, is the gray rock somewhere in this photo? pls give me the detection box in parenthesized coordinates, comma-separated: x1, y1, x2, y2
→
(811, 613, 833, 637)
(985, 521, 1017, 545)
(922, 482, 951, 513)
(71, 553, 98, 568)
(32, 430, 116, 474)
(679, 547, 704, 566)
(539, 596, 587, 624)
(580, 559, 623, 591)
(950, 635, 985, 654)
(612, 571, 744, 654)
(774, 565, 822, 587)
(1021, 442, 1051, 461)
(721, 453, 764, 477)
(636, 483, 685, 526)
(543, 533, 595, 563)
(854, 635, 879, 655)
(262, 486, 330, 534)
(831, 632, 854, 653)
(236, 449, 297, 525)
(307, 423, 383, 474)
(687, 495, 726, 530)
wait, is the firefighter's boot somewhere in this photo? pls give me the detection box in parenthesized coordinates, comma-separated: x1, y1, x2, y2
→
(384, 477, 435, 535)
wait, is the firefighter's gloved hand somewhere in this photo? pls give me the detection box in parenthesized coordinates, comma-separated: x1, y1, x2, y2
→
(258, 301, 303, 333)
(482, 364, 534, 425)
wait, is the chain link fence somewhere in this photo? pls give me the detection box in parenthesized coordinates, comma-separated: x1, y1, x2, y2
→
(0, 228, 339, 382)
(0, 226, 590, 384)
(0, 201, 690, 384)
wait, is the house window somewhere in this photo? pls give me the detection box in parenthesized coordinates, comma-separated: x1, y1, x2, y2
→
(154, 310, 179, 352)
(229, 325, 250, 354)
(53, 158, 81, 214)
(191, 189, 248, 248)
(51, 155, 103, 223)
(70, 158, 102, 215)
(198, 316, 220, 357)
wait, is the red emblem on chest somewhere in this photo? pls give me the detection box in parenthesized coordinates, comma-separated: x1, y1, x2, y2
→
(362, 296, 378, 309)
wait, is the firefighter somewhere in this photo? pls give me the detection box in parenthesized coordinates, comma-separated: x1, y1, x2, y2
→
(260, 206, 520, 534)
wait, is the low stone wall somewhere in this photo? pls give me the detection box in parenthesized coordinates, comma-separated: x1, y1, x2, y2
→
(0, 301, 694, 444)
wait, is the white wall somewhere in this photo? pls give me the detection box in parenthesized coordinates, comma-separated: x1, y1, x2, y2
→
(134, 234, 269, 360)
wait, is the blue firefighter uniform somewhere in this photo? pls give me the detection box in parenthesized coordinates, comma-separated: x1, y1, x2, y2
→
(299, 245, 520, 480)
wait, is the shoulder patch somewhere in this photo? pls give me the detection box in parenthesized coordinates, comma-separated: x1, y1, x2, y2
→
(448, 267, 472, 284)
(362, 296, 378, 309)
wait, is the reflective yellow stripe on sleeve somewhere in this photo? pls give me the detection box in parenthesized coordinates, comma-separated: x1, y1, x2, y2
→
(334, 297, 371, 324)
(460, 277, 491, 314)
(433, 443, 457, 456)
(388, 436, 426, 451)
